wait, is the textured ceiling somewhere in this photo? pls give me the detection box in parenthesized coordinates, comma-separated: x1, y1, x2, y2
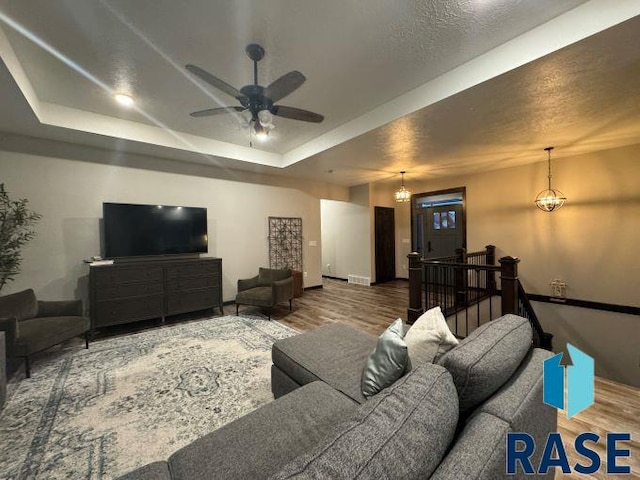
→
(285, 14, 640, 186)
(0, 1, 639, 187)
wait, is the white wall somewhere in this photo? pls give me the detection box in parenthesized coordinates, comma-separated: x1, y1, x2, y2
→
(0, 149, 323, 305)
(320, 184, 371, 280)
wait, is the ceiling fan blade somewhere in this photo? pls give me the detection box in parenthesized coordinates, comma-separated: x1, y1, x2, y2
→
(265, 71, 306, 102)
(186, 64, 246, 101)
(190, 106, 245, 117)
(272, 105, 324, 123)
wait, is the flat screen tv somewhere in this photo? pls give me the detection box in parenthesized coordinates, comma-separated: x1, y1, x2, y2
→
(103, 202, 208, 258)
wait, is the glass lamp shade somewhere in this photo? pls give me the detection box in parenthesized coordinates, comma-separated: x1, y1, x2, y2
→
(535, 189, 566, 212)
(394, 185, 411, 203)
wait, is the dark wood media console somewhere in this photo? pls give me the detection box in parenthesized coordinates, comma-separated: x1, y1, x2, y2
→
(89, 257, 223, 329)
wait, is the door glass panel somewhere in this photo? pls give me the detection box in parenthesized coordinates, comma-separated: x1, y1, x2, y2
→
(433, 212, 441, 230)
(448, 211, 456, 229)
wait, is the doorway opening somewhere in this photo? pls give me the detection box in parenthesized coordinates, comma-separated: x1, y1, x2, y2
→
(411, 187, 466, 259)
(374, 206, 396, 283)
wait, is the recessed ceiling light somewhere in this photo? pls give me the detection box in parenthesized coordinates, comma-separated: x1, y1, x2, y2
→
(114, 93, 134, 107)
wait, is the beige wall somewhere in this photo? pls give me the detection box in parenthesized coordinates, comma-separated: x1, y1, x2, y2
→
(0, 149, 324, 305)
(320, 184, 371, 280)
(396, 145, 640, 305)
(386, 144, 640, 386)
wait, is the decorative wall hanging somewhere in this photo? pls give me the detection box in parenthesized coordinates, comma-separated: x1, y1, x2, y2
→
(268, 217, 303, 271)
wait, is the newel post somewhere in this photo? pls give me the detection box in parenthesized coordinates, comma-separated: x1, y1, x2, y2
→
(500, 256, 520, 315)
(486, 245, 497, 292)
(407, 253, 424, 324)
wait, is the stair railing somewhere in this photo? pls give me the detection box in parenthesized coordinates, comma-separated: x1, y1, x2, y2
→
(407, 247, 552, 349)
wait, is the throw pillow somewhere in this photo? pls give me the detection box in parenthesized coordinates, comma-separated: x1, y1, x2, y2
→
(361, 318, 408, 398)
(404, 306, 459, 367)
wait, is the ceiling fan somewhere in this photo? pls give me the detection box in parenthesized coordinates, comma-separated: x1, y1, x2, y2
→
(186, 44, 324, 141)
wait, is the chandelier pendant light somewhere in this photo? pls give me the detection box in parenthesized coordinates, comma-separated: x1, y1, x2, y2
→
(535, 147, 566, 212)
(394, 171, 411, 203)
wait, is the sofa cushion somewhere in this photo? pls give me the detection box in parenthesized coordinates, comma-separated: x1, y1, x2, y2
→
(430, 412, 510, 480)
(259, 268, 291, 285)
(16, 316, 90, 355)
(270, 362, 459, 480)
(0, 289, 38, 321)
(272, 323, 377, 404)
(431, 348, 556, 480)
(404, 306, 459, 366)
(437, 314, 532, 416)
(168, 381, 357, 480)
(361, 318, 408, 398)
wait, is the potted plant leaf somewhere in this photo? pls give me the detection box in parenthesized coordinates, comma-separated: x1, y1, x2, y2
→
(0, 183, 41, 293)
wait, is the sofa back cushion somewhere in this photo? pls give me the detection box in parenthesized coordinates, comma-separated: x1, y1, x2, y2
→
(432, 348, 557, 480)
(0, 288, 38, 321)
(259, 268, 291, 285)
(437, 314, 532, 416)
(270, 362, 459, 480)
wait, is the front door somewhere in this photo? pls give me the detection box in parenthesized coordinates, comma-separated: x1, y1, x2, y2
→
(424, 204, 463, 259)
(412, 188, 466, 259)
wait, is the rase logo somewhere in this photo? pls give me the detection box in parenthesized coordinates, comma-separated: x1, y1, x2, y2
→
(506, 344, 632, 475)
(543, 343, 594, 418)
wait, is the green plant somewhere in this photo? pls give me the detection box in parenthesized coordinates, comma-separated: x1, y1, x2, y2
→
(0, 183, 41, 293)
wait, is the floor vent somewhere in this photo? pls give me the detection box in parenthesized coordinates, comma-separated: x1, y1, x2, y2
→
(348, 275, 371, 286)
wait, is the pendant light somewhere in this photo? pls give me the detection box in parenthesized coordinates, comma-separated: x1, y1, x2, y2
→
(535, 147, 566, 212)
(394, 171, 411, 203)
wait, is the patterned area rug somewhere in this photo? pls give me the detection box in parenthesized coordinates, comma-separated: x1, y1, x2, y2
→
(0, 316, 297, 479)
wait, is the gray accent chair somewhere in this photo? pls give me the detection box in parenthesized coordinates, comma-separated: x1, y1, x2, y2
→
(0, 289, 90, 378)
(235, 268, 294, 320)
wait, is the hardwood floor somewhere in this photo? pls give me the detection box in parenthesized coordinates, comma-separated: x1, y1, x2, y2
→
(267, 278, 639, 479)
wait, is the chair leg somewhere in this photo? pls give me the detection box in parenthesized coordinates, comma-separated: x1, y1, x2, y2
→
(289, 299, 292, 311)
(85, 332, 90, 349)
(24, 355, 31, 379)
(236, 304, 239, 315)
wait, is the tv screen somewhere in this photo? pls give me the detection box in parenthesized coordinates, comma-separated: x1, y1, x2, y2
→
(103, 202, 208, 258)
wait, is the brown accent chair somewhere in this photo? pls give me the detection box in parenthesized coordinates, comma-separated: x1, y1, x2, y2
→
(0, 289, 90, 378)
(235, 268, 294, 320)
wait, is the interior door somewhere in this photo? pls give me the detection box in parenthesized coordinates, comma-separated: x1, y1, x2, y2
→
(374, 206, 396, 283)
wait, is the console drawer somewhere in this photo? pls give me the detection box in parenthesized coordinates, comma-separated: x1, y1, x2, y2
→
(94, 265, 163, 286)
(166, 288, 219, 316)
(165, 260, 220, 280)
(96, 281, 164, 301)
(93, 295, 164, 327)
(166, 275, 218, 292)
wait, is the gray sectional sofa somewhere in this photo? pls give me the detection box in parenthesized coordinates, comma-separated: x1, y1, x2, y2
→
(120, 314, 557, 479)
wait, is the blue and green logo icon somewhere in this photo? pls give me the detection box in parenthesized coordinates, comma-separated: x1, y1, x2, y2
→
(507, 344, 631, 475)
(543, 343, 594, 418)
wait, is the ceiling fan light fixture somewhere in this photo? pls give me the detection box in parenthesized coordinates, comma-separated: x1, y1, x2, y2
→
(254, 122, 269, 141)
(114, 93, 134, 107)
(535, 147, 566, 212)
(258, 109, 274, 127)
(394, 171, 411, 203)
